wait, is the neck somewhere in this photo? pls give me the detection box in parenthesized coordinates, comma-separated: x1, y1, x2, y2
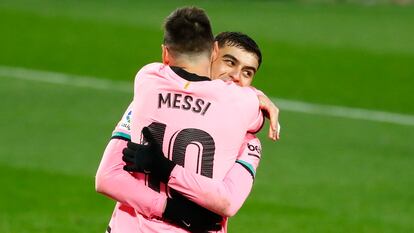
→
(169, 55, 212, 78)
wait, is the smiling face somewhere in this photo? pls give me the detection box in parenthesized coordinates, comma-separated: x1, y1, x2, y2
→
(211, 45, 260, 87)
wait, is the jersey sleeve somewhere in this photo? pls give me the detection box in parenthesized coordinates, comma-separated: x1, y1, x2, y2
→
(111, 102, 133, 141)
(167, 133, 262, 217)
(235, 133, 262, 178)
(130, 63, 162, 143)
(96, 102, 167, 219)
(95, 138, 167, 219)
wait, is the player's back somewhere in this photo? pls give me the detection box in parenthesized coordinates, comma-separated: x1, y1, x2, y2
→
(131, 63, 262, 181)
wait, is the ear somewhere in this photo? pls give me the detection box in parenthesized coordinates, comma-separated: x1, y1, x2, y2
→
(211, 41, 219, 62)
(161, 44, 170, 64)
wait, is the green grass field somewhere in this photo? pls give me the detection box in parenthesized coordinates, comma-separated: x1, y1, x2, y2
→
(1, 1, 413, 232)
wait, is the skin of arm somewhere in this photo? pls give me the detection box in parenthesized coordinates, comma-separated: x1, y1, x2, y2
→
(253, 88, 280, 141)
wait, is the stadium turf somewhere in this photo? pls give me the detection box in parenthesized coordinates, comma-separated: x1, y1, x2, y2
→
(1, 1, 413, 232)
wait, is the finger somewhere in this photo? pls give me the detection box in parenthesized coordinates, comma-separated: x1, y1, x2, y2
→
(277, 122, 281, 140)
(268, 126, 277, 141)
(123, 165, 141, 172)
(268, 121, 281, 141)
(268, 110, 277, 140)
(127, 141, 140, 150)
(123, 165, 135, 172)
(142, 127, 157, 144)
(269, 106, 279, 130)
(122, 153, 134, 163)
(270, 112, 277, 131)
(122, 147, 136, 157)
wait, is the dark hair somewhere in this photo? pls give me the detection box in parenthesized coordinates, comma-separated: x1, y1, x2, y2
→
(215, 32, 262, 68)
(163, 7, 214, 57)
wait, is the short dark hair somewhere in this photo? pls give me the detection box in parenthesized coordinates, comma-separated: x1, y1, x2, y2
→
(215, 32, 262, 68)
(163, 7, 214, 58)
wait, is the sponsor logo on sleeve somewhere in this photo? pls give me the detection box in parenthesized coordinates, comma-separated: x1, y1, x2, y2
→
(119, 110, 132, 131)
(247, 143, 261, 159)
(247, 143, 261, 154)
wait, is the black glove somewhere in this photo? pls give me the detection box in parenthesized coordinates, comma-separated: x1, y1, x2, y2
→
(163, 191, 223, 232)
(122, 127, 175, 183)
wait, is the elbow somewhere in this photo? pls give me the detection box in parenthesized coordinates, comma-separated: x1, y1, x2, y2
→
(205, 191, 243, 217)
(95, 170, 109, 194)
(95, 174, 104, 193)
(221, 205, 239, 218)
(214, 198, 240, 217)
(95, 168, 123, 198)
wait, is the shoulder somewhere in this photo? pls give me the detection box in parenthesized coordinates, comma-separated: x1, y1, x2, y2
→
(226, 84, 261, 118)
(212, 80, 258, 102)
(134, 63, 171, 90)
(135, 62, 164, 77)
(141, 62, 164, 71)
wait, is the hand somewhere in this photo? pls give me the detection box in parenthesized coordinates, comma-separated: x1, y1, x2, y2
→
(163, 191, 223, 232)
(258, 94, 280, 141)
(122, 127, 175, 183)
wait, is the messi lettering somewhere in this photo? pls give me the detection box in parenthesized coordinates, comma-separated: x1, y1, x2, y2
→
(158, 92, 211, 116)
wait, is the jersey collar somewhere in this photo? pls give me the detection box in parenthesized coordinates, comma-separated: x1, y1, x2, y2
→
(171, 66, 211, 82)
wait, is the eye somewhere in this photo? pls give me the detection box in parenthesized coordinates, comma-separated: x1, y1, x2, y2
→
(224, 59, 235, 66)
(243, 70, 253, 78)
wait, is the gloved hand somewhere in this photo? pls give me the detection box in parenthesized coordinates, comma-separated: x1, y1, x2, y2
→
(122, 127, 175, 183)
(163, 191, 223, 232)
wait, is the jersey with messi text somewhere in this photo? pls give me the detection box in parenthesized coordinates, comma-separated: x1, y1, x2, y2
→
(105, 102, 262, 232)
(127, 63, 263, 232)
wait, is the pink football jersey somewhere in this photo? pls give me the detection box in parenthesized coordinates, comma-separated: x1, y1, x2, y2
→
(97, 134, 263, 233)
(129, 63, 263, 231)
(97, 63, 264, 233)
(131, 63, 262, 178)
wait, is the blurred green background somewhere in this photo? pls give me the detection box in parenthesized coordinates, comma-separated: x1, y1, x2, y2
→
(0, 0, 413, 232)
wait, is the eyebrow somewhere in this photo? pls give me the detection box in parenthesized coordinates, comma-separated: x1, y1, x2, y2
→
(222, 54, 257, 74)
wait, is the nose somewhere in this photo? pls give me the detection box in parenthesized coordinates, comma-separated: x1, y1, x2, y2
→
(229, 70, 241, 82)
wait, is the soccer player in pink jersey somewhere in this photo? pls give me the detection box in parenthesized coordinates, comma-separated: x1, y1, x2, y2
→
(96, 7, 279, 233)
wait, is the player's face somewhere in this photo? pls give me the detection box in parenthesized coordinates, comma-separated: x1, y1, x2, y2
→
(211, 45, 259, 87)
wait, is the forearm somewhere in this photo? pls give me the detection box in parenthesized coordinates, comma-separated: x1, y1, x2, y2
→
(253, 87, 280, 141)
(95, 139, 166, 218)
(168, 163, 253, 217)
